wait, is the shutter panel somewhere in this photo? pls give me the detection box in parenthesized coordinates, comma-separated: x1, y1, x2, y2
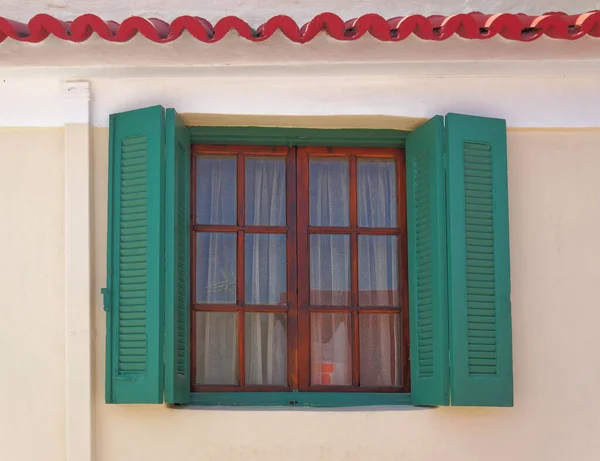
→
(445, 113, 513, 407)
(165, 109, 191, 404)
(105, 106, 166, 404)
(406, 116, 450, 406)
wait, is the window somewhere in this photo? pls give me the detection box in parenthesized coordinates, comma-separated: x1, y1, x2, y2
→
(191, 146, 408, 392)
(104, 107, 514, 407)
(191, 146, 295, 391)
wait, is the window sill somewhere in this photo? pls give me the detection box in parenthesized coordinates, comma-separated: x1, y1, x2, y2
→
(186, 392, 415, 408)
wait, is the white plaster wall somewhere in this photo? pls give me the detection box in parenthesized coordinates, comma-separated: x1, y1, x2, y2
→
(3, 35, 600, 69)
(0, 128, 66, 461)
(2, 0, 600, 23)
(88, 76, 600, 129)
(1, 75, 600, 129)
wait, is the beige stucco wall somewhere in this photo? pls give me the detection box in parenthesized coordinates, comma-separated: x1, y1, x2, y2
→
(88, 126, 600, 461)
(0, 128, 66, 461)
(1, 4, 599, 459)
(2, 124, 599, 460)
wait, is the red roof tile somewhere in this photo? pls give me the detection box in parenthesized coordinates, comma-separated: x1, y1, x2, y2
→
(0, 12, 599, 44)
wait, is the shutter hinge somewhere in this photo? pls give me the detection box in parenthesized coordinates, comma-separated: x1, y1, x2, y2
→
(101, 287, 110, 312)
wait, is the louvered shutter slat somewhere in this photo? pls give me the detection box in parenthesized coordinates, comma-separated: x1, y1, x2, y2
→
(446, 113, 513, 407)
(105, 106, 166, 404)
(406, 115, 450, 406)
(165, 109, 192, 404)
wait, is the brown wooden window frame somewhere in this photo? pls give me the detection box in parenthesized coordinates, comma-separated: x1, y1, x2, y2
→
(191, 144, 409, 393)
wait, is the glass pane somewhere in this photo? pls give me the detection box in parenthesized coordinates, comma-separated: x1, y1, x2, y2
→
(311, 313, 352, 386)
(195, 312, 238, 385)
(310, 234, 350, 306)
(196, 233, 236, 304)
(358, 158, 397, 227)
(359, 314, 401, 387)
(196, 155, 237, 224)
(245, 234, 287, 305)
(245, 313, 287, 385)
(245, 157, 286, 226)
(358, 235, 399, 306)
(309, 157, 349, 226)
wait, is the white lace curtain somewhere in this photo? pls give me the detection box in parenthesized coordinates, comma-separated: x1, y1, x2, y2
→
(196, 156, 399, 387)
(196, 157, 287, 385)
(309, 158, 399, 387)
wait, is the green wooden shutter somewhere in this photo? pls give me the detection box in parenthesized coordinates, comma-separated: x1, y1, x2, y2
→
(406, 116, 450, 406)
(105, 106, 166, 404)
(445, 113, 513, 406)
(165, 109, 191, 404)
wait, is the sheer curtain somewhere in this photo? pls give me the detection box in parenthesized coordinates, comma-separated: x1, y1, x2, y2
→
(356, 159, 400, 386)
(196, 230, 238, 384)
(196, 156, 239, 384)
(357, 235, 400, 386)
(309, 158, 400, 387)
(196, 156, 236, 225)
(244, 157, 287, 385)
(197, 157, 288, 385)
(197, 156, 401, 386)
(309, 159, 350, 227)
(310, 313, 352, 385)
(197, 311, 238, 385)
(360, 314, 401, 387)
(357, 159, 397, 228)
(309, 159, 350, 305)
(309, 159, 353, 385)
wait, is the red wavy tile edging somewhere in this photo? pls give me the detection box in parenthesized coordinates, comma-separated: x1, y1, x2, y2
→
(0, 11, 599, 43)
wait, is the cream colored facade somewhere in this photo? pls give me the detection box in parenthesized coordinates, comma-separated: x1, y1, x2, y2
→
(92, 127, 600, 461)
(2, 2, 600, 461)
(0, 128, 66, 460)
(2, 123, 600, 461)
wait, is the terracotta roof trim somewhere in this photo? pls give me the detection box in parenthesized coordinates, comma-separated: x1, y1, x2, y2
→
(1, 11, 599, 44)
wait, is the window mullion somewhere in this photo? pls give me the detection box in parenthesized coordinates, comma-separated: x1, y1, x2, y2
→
(237, 152, 245, 387)
(349, 155, 360, 387)
(287, 147, 299, 391)
(296, 147, 311, 391)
